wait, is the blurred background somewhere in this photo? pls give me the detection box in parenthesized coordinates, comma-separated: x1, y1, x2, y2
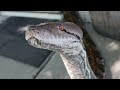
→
(0, 11, 120, 79)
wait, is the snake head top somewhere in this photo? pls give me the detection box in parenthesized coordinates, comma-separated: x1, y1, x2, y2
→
(25, 22, 84, 55)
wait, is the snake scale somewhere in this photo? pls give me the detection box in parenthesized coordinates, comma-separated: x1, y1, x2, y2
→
(25, 22, 97, 79)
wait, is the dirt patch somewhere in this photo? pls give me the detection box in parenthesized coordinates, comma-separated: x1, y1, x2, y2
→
(63, 11, 104, 79)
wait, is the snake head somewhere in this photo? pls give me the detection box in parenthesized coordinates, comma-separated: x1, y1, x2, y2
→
(25, 22, 84, 55)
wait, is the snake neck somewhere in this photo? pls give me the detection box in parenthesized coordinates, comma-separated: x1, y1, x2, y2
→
(60, 50, 97, 79)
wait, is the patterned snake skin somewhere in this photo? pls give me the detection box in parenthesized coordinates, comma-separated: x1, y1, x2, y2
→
(25, 22, 97, 79)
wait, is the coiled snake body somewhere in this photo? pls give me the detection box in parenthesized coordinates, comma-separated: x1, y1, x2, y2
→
(25, 22, 97, 79)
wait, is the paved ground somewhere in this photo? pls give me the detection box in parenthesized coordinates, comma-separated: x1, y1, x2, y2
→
(0, 12, 69, 79)
(36, 53, 70, 79)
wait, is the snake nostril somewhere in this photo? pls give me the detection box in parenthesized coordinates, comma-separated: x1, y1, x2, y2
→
(28, 25, 37, 31)
(29, 28, 35, 31)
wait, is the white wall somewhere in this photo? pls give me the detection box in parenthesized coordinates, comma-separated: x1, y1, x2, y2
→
(0, 11, 63, 20)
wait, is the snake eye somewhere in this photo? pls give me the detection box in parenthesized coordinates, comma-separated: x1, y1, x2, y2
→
(58, 25, 65, 31)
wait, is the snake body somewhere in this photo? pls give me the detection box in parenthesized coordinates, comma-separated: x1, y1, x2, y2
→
(25, 22, 97, 79)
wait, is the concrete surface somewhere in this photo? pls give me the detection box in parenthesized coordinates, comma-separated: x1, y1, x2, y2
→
(0, 15, 52, 79)
(83, 23, 120, 79)
(0, 11, 68, 79)
(36, 53, 70, 79)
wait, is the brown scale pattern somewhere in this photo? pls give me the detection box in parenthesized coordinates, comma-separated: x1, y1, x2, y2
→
(63, 11, 104, 79)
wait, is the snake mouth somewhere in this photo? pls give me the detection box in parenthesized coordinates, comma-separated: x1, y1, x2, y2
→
(27, 36, 44, 49)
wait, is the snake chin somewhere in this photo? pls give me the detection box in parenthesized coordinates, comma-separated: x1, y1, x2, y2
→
(27, 37, 42, 48)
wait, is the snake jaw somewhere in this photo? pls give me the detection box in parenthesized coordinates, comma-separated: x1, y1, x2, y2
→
(25, 22, 82, 55)
(26, 30, 80, 54)
(24, 22, 97, 79)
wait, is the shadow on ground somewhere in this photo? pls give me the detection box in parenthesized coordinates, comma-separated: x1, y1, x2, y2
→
(0, 14, 61, 68)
